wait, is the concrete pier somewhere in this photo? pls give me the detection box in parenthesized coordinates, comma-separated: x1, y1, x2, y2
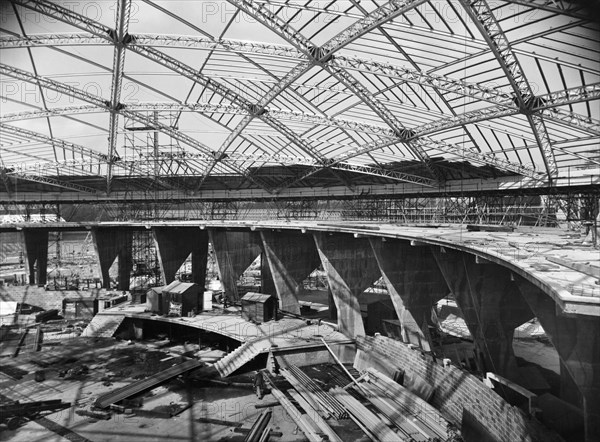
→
(313, 232, 381, 338)
(209, 229, 262, 302)
(22, 229, 48, 286)
(153, 227, 208, 286)
(433, 248, 534, 381)
(370, 238, 448, 348)
(260, 230, 321, 315)
(517, 277, 600, 442)
(92, 228, 132, 291)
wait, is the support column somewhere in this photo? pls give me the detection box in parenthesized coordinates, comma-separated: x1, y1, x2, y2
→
(370, 238, 448, 348)
(260, 251, 276, 296)
(517, 278, 600, 442)
(22, 229, 49, 286)
(209, 229, 262, 302)
(117, 241, 132, 291)
(92, 228, 133, 290)
(432, 249, 534, 381)
(260, 231, 321, 315)
(153, 227, 209, 286)
(313, 232, 381, 338)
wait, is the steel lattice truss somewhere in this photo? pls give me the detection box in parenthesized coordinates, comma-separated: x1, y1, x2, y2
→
(0, 0, 599, 198)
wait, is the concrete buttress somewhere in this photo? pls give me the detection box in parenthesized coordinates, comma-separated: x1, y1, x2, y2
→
(517, 277, 600, 442)
(370, 238, 449, 348)
(260, 230, 321, 315)
(153, 227, 208, 286)
(209, 229, 262, 302)
(432, 248, 534, 381)
(92, 228, 133, 291)
(313, 232, 381, 338)
(22, 229, 49, 285)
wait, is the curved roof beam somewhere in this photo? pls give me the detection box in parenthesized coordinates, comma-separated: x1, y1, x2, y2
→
(9, 34, 597, 114)
(4, 170, 100, 194)
(460, 0, 558, 181)
(0, 104, 397, 137)
(5, 100, 598, 140)
(0, 153, 437, 188)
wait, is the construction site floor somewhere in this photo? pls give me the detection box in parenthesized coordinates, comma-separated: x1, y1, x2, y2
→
(0, 337, 308, 442)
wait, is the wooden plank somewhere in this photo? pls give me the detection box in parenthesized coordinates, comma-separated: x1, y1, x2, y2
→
(288, 390, 343, 442)
(358, 382, 435, 440)
(264, 376, 324, 442)
(330, 387, 404, 442)
(364, 368, 447, 436)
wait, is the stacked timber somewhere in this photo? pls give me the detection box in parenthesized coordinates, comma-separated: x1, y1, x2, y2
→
(330, 386, 404, 442)
(363, 367, 447, 438)
(356, 382, 438, 441)
(244, 409, 272, 442)
(280, 364, 347, 419)
(265, 378, 326, 442)
(287, 390, 343, 442)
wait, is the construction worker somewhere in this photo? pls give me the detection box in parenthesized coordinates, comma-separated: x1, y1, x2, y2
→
(253, 370, 266, 400)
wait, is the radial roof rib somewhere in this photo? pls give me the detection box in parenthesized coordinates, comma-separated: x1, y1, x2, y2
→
(106, 0, 132, 194)
(0, 105, 397, 137)
(460, 0, 557, 182)
(0, 34, 515, 107)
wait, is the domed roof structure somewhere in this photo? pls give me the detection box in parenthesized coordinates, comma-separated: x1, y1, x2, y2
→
(1, 0, 598, 200)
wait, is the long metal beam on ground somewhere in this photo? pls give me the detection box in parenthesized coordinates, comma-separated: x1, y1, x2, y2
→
(94, 359, 204, 408)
